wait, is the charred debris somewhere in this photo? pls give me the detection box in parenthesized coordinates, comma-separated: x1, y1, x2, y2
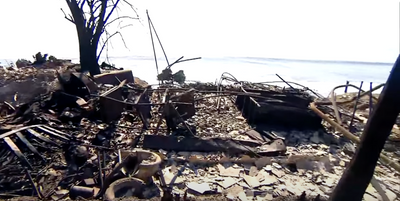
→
(1, 58, 400, 201)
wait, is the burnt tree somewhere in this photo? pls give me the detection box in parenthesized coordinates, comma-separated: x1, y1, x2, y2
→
(63, 0, 137, 76)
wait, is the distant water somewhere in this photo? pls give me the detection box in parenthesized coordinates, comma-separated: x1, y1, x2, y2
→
(1, 56, 393, 97)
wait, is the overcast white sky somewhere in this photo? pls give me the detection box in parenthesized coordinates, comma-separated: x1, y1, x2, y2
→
(0, 1, 398, 62)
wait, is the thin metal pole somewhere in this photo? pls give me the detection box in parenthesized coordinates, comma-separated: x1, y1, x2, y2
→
(329, 54, 400, 201)
(146, 10, 159, 76)
(349, 81, 363, 130)
(344, 80, 349, 93)
(275, 74, 295, 90)
(149, 18, 170, 67)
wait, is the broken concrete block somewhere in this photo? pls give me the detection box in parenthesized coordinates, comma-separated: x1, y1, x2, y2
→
(187, 182, 211, 194)
(218, 177, 240, 189)
(217, 164, 242, 177)
(243, 175, 260, 188)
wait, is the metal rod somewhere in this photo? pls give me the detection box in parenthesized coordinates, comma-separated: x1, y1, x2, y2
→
(167, 56, 184, 69)
(149, 17, 170, 67)
(175, 57, 202, 63)
(146, 10, 159, 76)
(97, 150, 104, 195)
(275, 74, 296, 91)
(349, 81, 363, 130)
(344, 80, 349, 93)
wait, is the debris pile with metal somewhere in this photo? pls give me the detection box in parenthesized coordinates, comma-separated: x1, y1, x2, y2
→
(0, 65, 399, 201)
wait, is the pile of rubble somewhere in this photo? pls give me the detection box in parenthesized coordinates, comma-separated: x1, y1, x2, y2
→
(0, 63, 399, 201)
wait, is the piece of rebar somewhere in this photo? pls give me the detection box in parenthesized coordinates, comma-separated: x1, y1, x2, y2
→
(276, 74, 296, 91)
(25, 169, 42, 199)
(349, 81, 363, 130)
(344, 80, 349, 93)
(148, 15, 170, 67)
(146, 10, 159, 76)
(176, 57, 201, 64)
(167, 56, 184, 69)
(328, 54, 400, 201)
(97, 150, 104, 194)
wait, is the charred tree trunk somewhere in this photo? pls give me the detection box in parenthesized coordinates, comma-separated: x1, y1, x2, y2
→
(66, 0, 109, 76)
(329, 54, 400, 201)
(79, 41, 101, 76)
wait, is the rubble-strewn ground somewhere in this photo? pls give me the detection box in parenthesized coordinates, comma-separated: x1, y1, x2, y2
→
(0, 62, 400, 201)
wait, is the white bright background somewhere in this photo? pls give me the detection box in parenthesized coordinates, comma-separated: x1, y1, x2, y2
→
(0, 1, 398, 96)
(0, 1, 398, 62)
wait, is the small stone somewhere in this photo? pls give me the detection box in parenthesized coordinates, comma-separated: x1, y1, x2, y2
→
(272, 163, 282, 169)
(235, 116, 245, 121)
(264, 165, 272, 172)
(323, 177, 336, 188)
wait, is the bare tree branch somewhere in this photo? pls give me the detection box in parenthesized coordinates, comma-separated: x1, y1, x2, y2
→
(61, 8, 75, 23)
(104, 16, 138, 28)
(97, 26, 129, 60)
(103, 0, 120, 24)
(80, 0, 87, 9)
(122, 0, 139, 18)
(92, 0, 108, 48)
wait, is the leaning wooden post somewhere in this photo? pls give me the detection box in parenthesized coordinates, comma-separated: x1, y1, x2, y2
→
(329, 55, 400, 201)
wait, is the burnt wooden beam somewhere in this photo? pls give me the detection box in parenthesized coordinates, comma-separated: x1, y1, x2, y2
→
(329, 54, 400, 201)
